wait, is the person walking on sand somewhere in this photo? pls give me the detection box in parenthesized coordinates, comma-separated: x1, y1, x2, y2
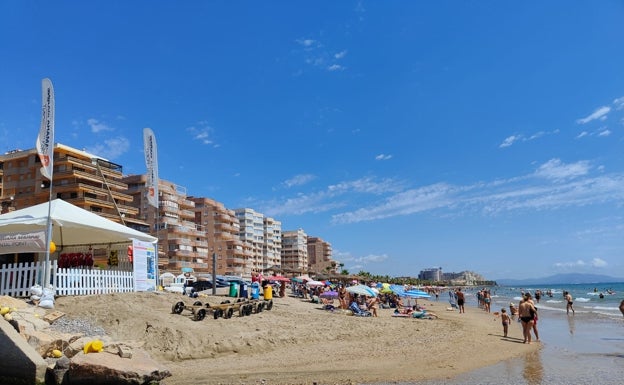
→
(564, 291, 575, 315)
(455, 288, 465, 313)
(619, 300, 624, 317)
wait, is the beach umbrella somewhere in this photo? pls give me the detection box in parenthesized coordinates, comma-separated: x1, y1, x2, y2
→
(390, 284, 407, 296)
(306, 280, 325, 287)
(346, 284, 377, 297)
(390, 284, 430, 298)
(379, 283, 393, 294)
(268, 275, 291, 282)
(403, 289, 431, 299)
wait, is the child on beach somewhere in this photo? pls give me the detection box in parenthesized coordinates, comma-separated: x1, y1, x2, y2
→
(500, 308, 511, 337)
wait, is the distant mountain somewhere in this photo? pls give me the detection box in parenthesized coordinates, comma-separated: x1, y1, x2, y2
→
(496, 273, 624, 286)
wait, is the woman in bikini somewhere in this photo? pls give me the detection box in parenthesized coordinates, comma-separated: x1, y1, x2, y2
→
(518, 297, 537, 344)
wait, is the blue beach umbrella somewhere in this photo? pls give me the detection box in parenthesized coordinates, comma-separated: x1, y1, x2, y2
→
(346, 284, 377, 297)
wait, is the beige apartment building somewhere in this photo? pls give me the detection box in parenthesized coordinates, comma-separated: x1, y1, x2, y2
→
(122, 175, 210, 272)
(0, 144, 146, 228)
(281, 229, 308, 272)
(307, 236, 336, 275)
(190, 197, 249, 276)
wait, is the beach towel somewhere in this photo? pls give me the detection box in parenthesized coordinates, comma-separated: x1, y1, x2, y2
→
(349, 302, 372, 317)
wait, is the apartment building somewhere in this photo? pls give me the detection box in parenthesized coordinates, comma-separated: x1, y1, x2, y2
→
(122, 175, 209, 272)
(418, 267, 442, 282)
(190, 197, 249, 276)
(281, 229, 308, 271)
(233, 208, 264, 273)
(307, 236, 336, 274)
(262, 216, 282, 272)
(0, 144, 145, 229)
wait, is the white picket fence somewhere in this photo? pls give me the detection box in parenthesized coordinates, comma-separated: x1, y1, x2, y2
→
(0, 260, 134, 297)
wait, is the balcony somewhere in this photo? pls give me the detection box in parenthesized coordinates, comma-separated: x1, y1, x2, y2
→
(227, 257, 246, 266)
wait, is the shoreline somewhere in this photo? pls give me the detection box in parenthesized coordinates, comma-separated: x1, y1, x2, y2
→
(53, 291, 538, 385)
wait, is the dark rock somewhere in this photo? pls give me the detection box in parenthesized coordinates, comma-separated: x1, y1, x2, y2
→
(50, 356, 71, 385)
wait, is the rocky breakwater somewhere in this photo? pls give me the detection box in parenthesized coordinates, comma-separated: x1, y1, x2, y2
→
(0, 295, 171, 385)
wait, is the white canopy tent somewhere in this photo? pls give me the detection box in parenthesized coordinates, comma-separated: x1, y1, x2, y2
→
(0, 199, 156, 253)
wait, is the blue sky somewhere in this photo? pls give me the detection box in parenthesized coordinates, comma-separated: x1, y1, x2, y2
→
(2, 1, 624, 280)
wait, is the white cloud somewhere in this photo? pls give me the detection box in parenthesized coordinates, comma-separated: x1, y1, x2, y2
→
(283, 174, 316, 188)
(598, 129, 611, 137)
(328, 177, 404, 195)
(296, 38, 317, 48)
(534, 159, 590, 181)
(613, 96, 624, 110)
(500, 130, 559, 148)
(334, 50, 347, 59)
(576, 131, 588, 139)
(87, 118, 114, 133)
(554, 260, 586, 268)
(554, 258, 607, 268)
(576, 106, 611, 124)
(355, 253, 389, 263)
(187, 122, 217, 146)
(262, 177, 402, 217)
(332, 183, 456, 224)
(375, 154, 392, 161)
(84, 136, 129, 160)
(260, 158, 624, 226)
(591, 258, 607, 267)
(500, 135, 521, 148)
(327, 64, 344, 71)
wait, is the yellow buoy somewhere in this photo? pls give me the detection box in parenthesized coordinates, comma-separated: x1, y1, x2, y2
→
(52, 349, 62, 358)
(0, 307, 10, 315)
(49, 241, 56, 253)
(91, 340, 103, 352)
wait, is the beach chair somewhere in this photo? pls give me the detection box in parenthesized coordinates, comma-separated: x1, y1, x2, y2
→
(349, 302, 372, 317)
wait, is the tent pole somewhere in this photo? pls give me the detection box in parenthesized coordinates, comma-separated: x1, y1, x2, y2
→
(43, 180, 53, 288)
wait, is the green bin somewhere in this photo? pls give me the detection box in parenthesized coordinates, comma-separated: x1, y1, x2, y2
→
(229, 282, 238, 297)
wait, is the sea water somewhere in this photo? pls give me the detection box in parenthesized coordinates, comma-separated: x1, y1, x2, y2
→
(370, 282, 624, 385)
(490, 282, 624, 320)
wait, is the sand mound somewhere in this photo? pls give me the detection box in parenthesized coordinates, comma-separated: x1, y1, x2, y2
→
(52, 291, 537, 385)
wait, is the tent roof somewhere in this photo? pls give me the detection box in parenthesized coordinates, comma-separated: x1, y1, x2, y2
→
(0, 199, 157, 247)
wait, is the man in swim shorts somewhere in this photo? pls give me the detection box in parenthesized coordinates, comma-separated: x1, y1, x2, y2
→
(455, 288, 465, 313)
(564, 291, 575, 315)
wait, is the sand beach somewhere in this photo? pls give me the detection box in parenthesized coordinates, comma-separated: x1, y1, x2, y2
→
(51, 290, 539, 385)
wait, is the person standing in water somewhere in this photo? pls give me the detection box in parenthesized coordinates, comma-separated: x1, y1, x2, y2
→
(564, 291, 575, 315)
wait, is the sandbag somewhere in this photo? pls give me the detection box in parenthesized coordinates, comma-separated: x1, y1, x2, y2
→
(38, 286, 56, 309)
